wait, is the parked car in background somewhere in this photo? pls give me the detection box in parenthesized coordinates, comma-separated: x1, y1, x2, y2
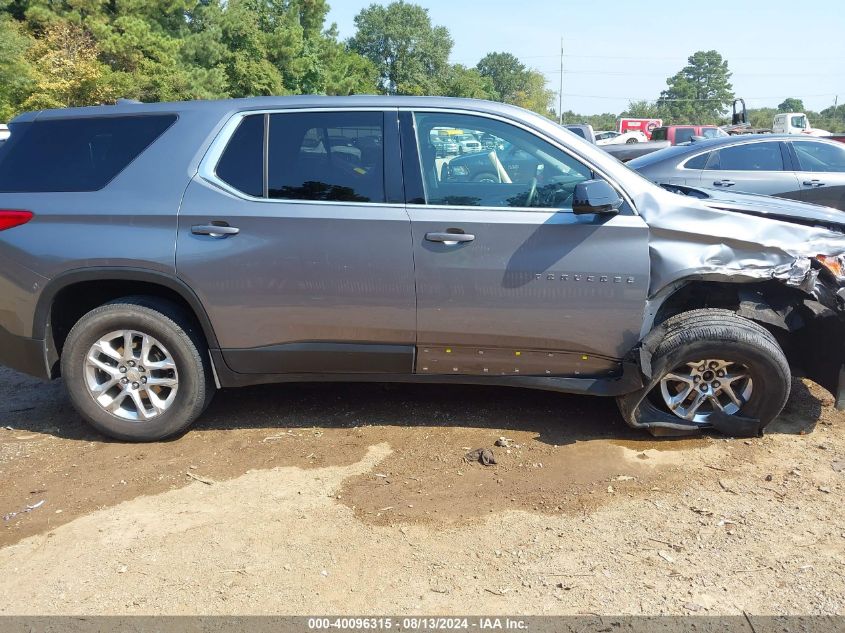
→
(595, 130, 648, 145)
(0, 124, 8, 142)
(629, 134, 845, 210)
(773, 112, 830, 137)
(430, 134, 459, 157)
(618, 117, 663, 139)
(564, 123, 669, 162)
(2, 97, 845, 443)
(650, 125, 729, 145)
(455, 133, 483, 154)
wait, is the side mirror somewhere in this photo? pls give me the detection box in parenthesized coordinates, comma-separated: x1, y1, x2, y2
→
(572, 179, 623, 215)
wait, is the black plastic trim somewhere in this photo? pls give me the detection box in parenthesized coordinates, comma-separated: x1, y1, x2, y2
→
(0, 325, 49, 379)
(211, 349, 642, 395)
(398, 111, 426, 204)
(34, 267, 221, 350)
(222, 342, 414, 375)
(384, 109, 405, 204)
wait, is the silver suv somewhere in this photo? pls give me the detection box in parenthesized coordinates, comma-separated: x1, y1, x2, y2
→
(1, 96, 844, 441)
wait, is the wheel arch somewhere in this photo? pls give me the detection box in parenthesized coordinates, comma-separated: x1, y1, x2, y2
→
(36, 268, 220, 378)
(642, 276, 845, 399)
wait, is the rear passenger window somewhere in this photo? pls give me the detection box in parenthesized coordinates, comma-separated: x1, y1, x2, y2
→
(268, 112, 385, 203)
(709, 142, 784, 171)
(216, 115, 264, 197)
(0, 115, 176, 192)
(683, 153, 709, 169)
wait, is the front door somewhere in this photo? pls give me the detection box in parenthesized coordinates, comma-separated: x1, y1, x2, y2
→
(401, 111, 650, 377)
(176, 108, 416, 374)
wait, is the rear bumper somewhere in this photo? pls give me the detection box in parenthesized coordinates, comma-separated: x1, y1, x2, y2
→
(0, 325, 49, 379)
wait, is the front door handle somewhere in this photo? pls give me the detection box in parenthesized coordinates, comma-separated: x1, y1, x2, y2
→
(191, 223, 240, 237)
(425, 231, 475, 244)
(713, 179, 735, 187)
(802, 179, 825, 187)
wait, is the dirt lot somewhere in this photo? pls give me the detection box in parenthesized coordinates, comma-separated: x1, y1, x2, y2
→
(0, 364, 843, 615)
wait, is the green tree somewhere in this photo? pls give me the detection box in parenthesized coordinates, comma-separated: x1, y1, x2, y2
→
(348, 1, 452, 95)
(657, 50, 734, 124)
(778, 97, 805, 112)
(443, 64, 493, 99)
(476, 52, 526, 102)
(0, 16, 34, 119)
(510, 69, 555, 117)
(621, 99, 665, 120)
(21, 21, 123, 110)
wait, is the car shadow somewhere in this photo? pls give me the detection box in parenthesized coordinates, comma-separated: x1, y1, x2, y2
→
(0, 368, 827, 445)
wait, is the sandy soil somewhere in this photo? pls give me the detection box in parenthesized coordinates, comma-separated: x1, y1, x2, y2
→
(0, 365, 843, 615)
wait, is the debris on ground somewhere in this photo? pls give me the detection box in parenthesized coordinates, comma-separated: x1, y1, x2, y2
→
(185, 472, 215, 485)
(832, 460, 845, 473)
(465, 448, 497, 466)
(494, 437, 513, 448)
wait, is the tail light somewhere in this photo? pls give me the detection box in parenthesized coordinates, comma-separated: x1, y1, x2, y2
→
(0, 210, 33, 231)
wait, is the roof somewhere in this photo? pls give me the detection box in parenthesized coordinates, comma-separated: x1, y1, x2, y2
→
(11, 95, 537, 123)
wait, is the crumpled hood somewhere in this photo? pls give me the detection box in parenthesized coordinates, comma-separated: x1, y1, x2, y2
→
(636, 185, 845, 297)
(686, 185, 845, 231)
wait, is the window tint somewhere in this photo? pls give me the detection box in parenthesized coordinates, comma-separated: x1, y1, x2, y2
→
(414, 112, 593, 209)
(793, 141, 845, 173)
(651, 128, 667, 141)
(674, 128, 695, 144)
(268, 111, 384, 203)
(0, 115, 176, 192)
(708, 142, 784, 171)
(684, 152, 710, 169)
(216, 115, 264, 197)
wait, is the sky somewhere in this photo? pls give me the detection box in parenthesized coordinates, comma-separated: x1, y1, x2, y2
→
(326, 0, 845, 115)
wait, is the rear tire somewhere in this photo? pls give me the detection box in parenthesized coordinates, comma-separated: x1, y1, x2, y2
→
(648, 309, 791, 431)
(61, 296, 214, 442)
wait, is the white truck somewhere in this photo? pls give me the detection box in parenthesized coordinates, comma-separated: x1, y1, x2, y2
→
(773, 112, 831, 137)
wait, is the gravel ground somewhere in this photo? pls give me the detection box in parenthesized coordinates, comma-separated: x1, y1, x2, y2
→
(0, 365, 843, 615)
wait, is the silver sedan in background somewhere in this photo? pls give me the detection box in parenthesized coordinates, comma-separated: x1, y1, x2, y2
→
(628, 135, 845, 211)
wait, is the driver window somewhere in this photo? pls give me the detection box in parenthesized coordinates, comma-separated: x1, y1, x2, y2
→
(413, 112, 592, 210)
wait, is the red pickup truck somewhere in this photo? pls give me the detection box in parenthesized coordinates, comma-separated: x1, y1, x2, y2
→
(650, 125, 728, 145)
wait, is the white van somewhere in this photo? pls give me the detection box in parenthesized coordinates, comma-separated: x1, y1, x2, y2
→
(772, 112, 830, 136)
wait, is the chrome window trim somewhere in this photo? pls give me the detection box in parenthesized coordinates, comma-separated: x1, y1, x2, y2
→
(403, 106, 638, 215)
(676, 137, 787, 172)
(197, 107, 402, 208)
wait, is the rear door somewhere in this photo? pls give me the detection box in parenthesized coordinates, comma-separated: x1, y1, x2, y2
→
(790, 140, 845, 210)
(401, 110, 650, 377)
(176, 108, 416, 375)
(699, 140, 800, 198)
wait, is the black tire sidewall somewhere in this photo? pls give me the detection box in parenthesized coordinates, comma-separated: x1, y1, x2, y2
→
(62, 305, 207, 441)
(653, 338, 789, 426)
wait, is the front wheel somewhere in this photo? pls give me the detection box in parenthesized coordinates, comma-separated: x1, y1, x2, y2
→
(630, 309, 791, 435)
(61, 297, 214, 441)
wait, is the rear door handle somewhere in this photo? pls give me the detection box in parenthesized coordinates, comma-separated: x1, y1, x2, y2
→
(713, 179, 735, 187)
(425, 231, 475, 244)
(802, 180, 825, 187)
(191, 223, 240, 237)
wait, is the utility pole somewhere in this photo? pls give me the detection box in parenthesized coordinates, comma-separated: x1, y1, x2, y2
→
(558, 36, 564, 125)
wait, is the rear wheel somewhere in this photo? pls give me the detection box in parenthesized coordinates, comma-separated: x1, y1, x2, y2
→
(61, 297, 214, 441)
(648, 309, 791, 431)
(625, 137, 639, 144)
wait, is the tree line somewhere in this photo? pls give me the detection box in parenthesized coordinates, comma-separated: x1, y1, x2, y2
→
(0, 0, 554, 120)
(0, 0, 841, 132)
